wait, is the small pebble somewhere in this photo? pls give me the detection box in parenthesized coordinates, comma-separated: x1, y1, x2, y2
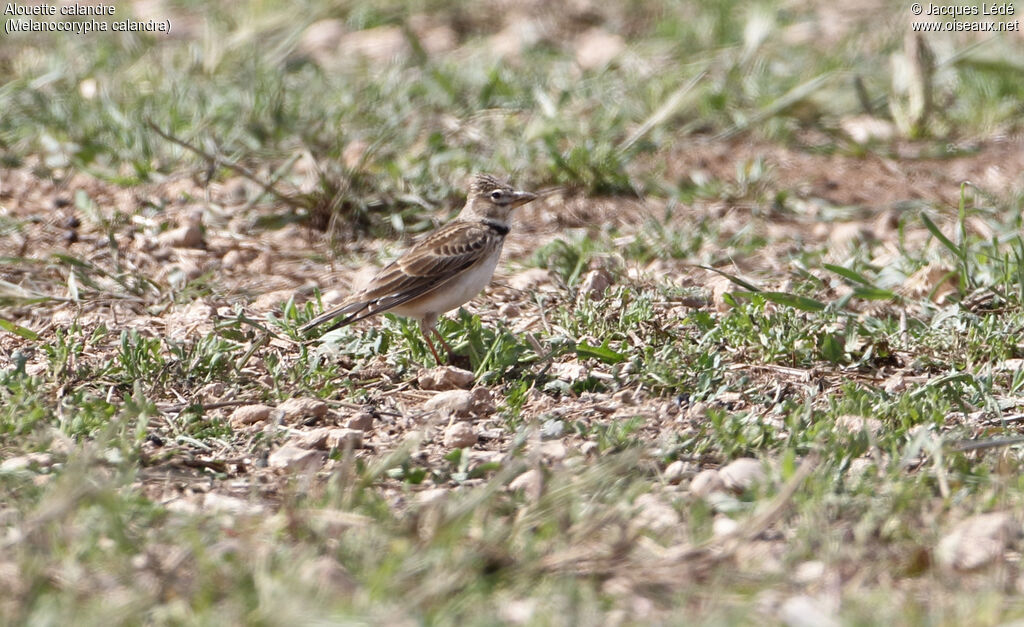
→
(230, 404, 273, 428)
(443, 422, 477, 448)
(720, 458, 765, 493)
(345, 411, 374, 431)
(690, 469, 725, 498)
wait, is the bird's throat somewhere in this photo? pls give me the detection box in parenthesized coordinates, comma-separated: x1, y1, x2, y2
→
(481, 218, 510, 236)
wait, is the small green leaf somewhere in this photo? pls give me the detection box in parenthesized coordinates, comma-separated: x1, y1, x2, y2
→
(819, 333, 845, 363)
(405, 468, 427, 484)
(852, 286, 898, 301)
(576, 340, 625, 364)
(469, 461, 501, 478)
(741, 291, 827, 312)
(823, 263, 872, 286)
(780, 449, 797, 480)
(921, 213, 963, 260)
(697, 265, 760, 292)
(0, 318, 39, 340)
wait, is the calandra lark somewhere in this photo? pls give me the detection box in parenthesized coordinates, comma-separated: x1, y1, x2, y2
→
(300, 174, 538, 362)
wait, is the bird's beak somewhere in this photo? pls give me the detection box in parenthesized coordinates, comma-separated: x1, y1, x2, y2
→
(510, 190, 538, 208)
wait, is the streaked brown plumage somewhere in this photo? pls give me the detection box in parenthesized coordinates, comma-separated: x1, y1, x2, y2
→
(300, 174, 537, 362)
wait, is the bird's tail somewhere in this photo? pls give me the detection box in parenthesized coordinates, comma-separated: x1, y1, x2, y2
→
(298, 300, 370, 335)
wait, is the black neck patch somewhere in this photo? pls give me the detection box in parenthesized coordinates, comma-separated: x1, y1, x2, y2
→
(482, 219, 510, 236)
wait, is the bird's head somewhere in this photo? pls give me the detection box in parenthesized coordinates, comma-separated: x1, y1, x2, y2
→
(459, 173, 537, 222)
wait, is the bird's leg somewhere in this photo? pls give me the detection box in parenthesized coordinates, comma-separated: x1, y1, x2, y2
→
(420, 318, 445, 364)
(422, 332, 444, 364)
(431, 328, 457, 359)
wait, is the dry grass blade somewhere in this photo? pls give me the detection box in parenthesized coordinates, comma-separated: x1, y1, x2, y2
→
(618, 70, 707, 154)
(0, 278, 59, 307)
(147, 120, 307, 211)
(714, 71, 835, 141)
(951, 437, 1024, 453)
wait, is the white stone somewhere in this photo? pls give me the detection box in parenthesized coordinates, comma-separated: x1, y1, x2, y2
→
(292, 427, 331, 450)
(936, 512, 1019, 571)
(0, 452, 54, 472)
(578, 268, 613, 299)
(443, 422, 477, 448)
(663, 460, 689, 484)
(712, 516, 740, 537)
(221, 249, 244, 269)
(689, 469, 725, 497)
(574, 27, 626, 70)
(509, 469, 543, 502)
(418, 366, 475, 391)
(839, 114, 896, 144)
(278, 397, 329, 423)
(779, 595, 839, 627)
(720, 458, 765, 493)
(229, 404, 272, 428)
(157, 211, 203, 248)
(325, 428, 364, 450)
(833, 414, 883, 436)
(424, 390, 474, 418)
(268, 445, 324, 473)
(202, 492, 264, 516)
(632, 493, 679, 533)
(793, 560, 826, 585)
(416, 488, 448, 506)
(344, 412, 374, 431)
(538, 440, 566, 461)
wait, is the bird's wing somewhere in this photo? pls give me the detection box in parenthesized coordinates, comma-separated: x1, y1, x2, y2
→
(300, 221, 504, 334)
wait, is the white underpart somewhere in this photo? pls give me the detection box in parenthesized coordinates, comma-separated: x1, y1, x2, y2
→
(389, 243, 504, 326)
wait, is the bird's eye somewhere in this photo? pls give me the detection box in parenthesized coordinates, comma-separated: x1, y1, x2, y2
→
(490, 190, 502, 200)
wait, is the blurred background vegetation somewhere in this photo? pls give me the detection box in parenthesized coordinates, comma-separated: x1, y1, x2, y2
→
(3, 0, 1023, 229)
